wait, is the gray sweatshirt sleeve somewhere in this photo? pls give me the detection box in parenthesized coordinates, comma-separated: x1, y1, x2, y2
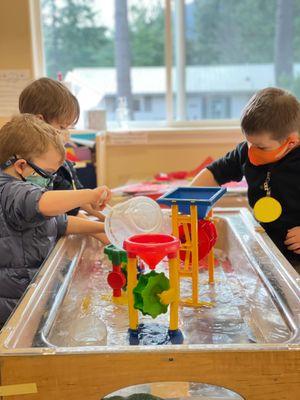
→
(1, 180, 49, 231)
(55, 214, 68, 238)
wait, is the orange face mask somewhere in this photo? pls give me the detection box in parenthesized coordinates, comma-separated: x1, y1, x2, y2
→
(248, 137, 299, 166)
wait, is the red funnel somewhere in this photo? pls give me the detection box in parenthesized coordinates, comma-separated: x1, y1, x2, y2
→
(124, 234, 180, 269)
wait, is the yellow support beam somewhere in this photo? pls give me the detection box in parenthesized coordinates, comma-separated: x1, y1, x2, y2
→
(127, 256, 139, 330)
(168, 257, 180, 331)
(207, 210, 215, 284)
(190, 204, 199, 305)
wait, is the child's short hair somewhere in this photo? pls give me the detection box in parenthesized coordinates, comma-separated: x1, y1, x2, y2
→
(19, 77, 80, 126)
(0, 114, 65, 165)
(241, 87, 300, 140)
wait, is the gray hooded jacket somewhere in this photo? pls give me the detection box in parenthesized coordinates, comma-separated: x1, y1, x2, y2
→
(0, 170, 67, 326)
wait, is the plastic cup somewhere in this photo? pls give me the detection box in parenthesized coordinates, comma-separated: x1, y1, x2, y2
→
(105, 196, 164, 249)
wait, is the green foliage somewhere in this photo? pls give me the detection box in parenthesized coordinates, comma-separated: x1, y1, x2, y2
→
(129, 1, 165, 66)
(42, 0, 165, 78)
(42, 0, 300, 81)
(42, 0, 113, 77)
(187, 0, 277, 65)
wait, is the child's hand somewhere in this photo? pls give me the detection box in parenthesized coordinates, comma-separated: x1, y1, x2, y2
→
(92, 232, 110, 245)
(91, 186, 111, 211)
(284, 227, 300, 254)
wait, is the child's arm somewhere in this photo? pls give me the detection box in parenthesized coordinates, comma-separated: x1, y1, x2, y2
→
(66, 215, 105, 235)
(80, 203, 106, 221)
(190, 143, 247, 187)
(65, 215, 109, 244)
(39, 186, 111, 217)
(76, 210, 109, 243)
(190, 168, 218, 187)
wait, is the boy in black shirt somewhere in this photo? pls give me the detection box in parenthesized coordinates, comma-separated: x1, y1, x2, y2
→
(191, 87, 300, 268)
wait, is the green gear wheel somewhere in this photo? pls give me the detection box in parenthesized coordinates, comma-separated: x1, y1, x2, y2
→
(133, 271, 170, 318)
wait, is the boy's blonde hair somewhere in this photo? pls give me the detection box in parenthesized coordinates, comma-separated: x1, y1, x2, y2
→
(19, 77, 80, 126)
(0, 114, 65, 165)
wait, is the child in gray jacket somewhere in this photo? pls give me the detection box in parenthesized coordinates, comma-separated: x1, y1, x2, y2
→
(0, 114, 110, 327)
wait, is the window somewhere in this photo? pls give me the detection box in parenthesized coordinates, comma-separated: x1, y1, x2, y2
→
(41, 0, 166, 127)
(40, 0, 300, 126)
(170, 0, 300, 122)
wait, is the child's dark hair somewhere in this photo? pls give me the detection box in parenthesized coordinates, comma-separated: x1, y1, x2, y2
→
(241, 87, 300, 141)
(19, 77, 80, 126)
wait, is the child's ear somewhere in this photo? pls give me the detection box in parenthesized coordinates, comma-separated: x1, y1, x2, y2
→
(14, 159, 28, 174)
(35, 114, 45, 121)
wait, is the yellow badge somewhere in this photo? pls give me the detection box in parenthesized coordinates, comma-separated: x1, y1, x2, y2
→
(253, 196, 282, 223)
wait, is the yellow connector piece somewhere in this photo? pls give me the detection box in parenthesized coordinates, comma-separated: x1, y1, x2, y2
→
(159, 288, 176, 305)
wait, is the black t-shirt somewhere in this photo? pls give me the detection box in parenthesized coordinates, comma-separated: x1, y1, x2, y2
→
(207, 141, 300, 264)
(53, 160, 83, 216)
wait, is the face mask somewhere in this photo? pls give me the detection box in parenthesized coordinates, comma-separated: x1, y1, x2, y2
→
(23, 160, 56, 189)
(25, 173, 53, 189)
(248, 137, 299, 166)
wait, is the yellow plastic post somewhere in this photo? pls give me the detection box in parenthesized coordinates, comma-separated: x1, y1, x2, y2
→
(190, 204, 199, 305)
(207, 209, 215, 284)
(183, 222, 191, 270)
(127, 256, 139, 330)
(208, 246, 215, 284)
(168, 256, 180, 331)
(171, 204, 179, 237)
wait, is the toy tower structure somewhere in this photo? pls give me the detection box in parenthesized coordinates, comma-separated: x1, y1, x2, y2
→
(158, 187, 226, 307)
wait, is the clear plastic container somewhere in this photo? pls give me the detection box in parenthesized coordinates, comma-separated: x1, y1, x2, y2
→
(105, 196, 165, 248)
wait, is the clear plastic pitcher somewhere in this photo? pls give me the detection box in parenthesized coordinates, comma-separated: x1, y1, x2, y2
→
(105, 196, 167, 248)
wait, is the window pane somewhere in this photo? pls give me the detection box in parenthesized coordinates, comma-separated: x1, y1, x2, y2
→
(172, 0, 299, 121)
(41, 0, 166, 127)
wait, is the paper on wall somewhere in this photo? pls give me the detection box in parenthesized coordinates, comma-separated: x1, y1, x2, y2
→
(0, 70, 31, 116)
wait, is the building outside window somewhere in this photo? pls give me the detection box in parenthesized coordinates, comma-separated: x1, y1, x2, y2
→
(144, 95, 152, 112)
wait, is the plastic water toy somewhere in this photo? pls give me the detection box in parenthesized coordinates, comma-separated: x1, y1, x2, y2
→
(105, 196, 163, 248)
(158, 187, 226, 307)
(104, 244, 127, 298)
(123, 233, 182, 344)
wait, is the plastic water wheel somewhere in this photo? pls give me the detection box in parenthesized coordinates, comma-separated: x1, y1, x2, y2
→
(133, 271, 170, 318)
(179, 219, 217, 261)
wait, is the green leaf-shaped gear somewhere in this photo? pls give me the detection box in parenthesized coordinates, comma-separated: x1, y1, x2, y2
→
(133, 271, 170, 318)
